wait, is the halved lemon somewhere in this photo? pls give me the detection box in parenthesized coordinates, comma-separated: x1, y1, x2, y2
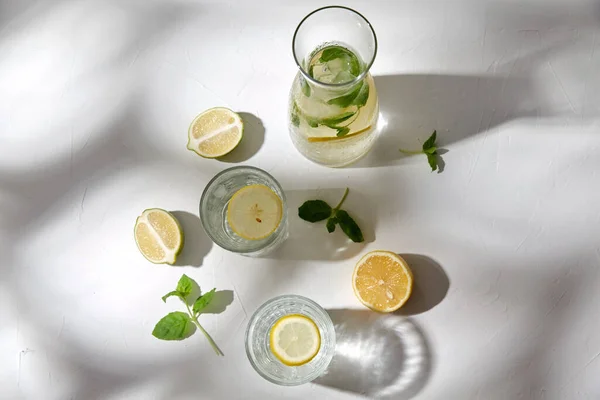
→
(269, 314, 321, 366)
(134, 208, 183, 264)
(187, 107, 243, 158)
(352, 251, 413, 312)
(226, 184, 283, 240)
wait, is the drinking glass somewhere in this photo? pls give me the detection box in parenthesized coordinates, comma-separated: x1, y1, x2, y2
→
(199, 166, 288, 256)
(289, 6, 379, 167)
(245, 295, 336, 385)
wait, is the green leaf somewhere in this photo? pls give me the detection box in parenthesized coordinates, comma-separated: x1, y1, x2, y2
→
(161, 290, 182, 303)
(319, 46, 361, 77)
(320, 112, 355, 126)
(335, 210, 364, 243)
(423, 146, 437, 155)
(298, 200, 332, 222)
(326, 217, 338, 233)
(327, 82, 363, 108)
(320, 46, 353, 62)
(307, 117, 319, 128)
(152, 312, 194, 341)
(422, 130, 437, 151)
(290, 103, 300, 127)
(348, 56, 361, 77)
(336, 127, 350, 137)
(427, 153, 438, 172)
(308, 64, 315, 78)
(176, 274, 195, 297)
(291, 112, 300, 127)
(351, 82, 369, 107)
(301, 76, 311, 97)
(193, 288, 216, 314)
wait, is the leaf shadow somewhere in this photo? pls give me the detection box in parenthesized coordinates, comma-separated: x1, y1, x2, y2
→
(200, 290, 234, 315)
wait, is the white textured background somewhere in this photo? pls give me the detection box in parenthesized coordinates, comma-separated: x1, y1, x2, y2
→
(1, 0, 600, 399)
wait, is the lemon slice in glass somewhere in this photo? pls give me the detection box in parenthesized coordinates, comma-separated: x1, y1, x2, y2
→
(187, 107, 244, 158)
(269, 314, 321, 366)
(134, 208, 183, 264)
(226, 184, 283, 240)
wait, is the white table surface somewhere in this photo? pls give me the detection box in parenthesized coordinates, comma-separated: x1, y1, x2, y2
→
(1, 0, 600, 399)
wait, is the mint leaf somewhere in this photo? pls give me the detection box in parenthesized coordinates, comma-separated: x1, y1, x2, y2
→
(300, 76, 311, 97)
(427, 153, 438, 172)
(176, 274, 194, 297)
(320, 112, 355, 126)
(320, 46, 353, 62)
(298, 200, 332, 222)
(155, 275, 224, 356)
(399, 130, 442, 172)
(308, 64, 315, 78)
(336, 127, 350, 137)
(161, 290, 181, 303)
(348, 55, 361, 77)
(335, 210, 364, 243)
(327, 82, 363, 108)
(422, 130, 437, 151)
(326, 217, 338, 233)
(291, 112, 300, 127)
(298, 188, 364, 242)
(319, 46, 361, 77)
(290, 103, 300, 127)
(152, 312, 193, 341)
(351, 82, 369, 107)
(307, 117, 319, 128)
(193, 288, 216, 314)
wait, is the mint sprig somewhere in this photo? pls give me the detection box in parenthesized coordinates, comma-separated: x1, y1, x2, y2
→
(153, 274, 223, 356)
(298, 188, 364, 243)
(399, 130, 440, 172)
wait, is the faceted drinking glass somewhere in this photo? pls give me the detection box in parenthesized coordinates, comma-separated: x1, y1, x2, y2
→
(245, 295, 336, 386)
(199, 166, 288, 256)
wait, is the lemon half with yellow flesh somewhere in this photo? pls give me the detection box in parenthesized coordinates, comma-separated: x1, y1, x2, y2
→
(352, 251, 413, 312)
(134, 208, 183, 264)
(226, 184, 283, 240)
(187, 107, 243, 158)
(269, 314, 321, 366)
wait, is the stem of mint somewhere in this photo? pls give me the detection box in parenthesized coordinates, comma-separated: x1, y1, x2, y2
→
(399, 149, 423, 155)
(185, 303, 223, 356)
(333, 188, 350, 212)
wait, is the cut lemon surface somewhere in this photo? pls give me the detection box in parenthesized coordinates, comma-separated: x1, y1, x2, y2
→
(226, 184, 283, 240)
(269, 314, 321, 366)
(352, 251, 413, 312)
(187, 107, 243, 158)
(134, 209, 183, 264)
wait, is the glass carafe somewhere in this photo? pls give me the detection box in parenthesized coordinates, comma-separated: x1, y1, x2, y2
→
(289, 6, 379, 167)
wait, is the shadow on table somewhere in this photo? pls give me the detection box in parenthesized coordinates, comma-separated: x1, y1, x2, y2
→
(270, 188, 375, 261)
(351, 18, 599, 169)
(218, 112, 265, 163)
(171, 211, 212, 268)
(352, 71, 553, 169)
(315, 309, 431, 399)
(396, 254, 450, 316)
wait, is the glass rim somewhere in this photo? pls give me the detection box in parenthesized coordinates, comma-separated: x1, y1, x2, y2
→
(292, 5, 378, 88)
(244, 294, 335, 386)
(199, 165, 286, 254)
